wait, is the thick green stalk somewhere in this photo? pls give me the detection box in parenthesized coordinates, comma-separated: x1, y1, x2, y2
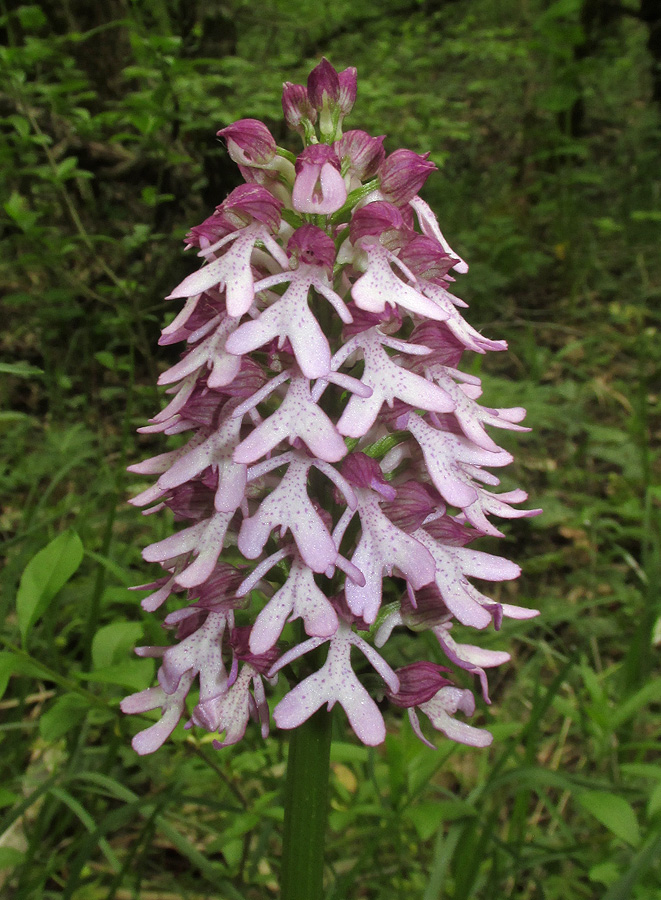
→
(281, 706, 333, 900)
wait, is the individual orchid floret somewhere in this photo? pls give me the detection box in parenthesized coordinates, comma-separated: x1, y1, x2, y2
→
(232, 371, 349, 464)
(340, 453, 436, 624)
(379, 149, 437, 206)
(412, 526, 536, 629)
(400, 412, 513, 509)
(271, 620, 399, 745)
(248, 551, 339, 653)
(287, 223, 336, 272)
(238, 452, 340, 573)
(398, 235, 456, 284)
(292, 144, 347, 215)
(221, 183, 283, 232)
(194, 662, 270, 747)
(224, 230, 350, 379)
(332, 329, 455, 438)
(217, 118, 277, 168)
(167, 188, 288, 318)
(349, 200, 405, 248)
(349, 226, 454, 321)
(410, 195, 468, 274)
(386, 661, 452, 708)
(408, 685, 493, 749)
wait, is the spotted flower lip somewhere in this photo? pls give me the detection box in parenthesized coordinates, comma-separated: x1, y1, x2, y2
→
(123, 58, 538, 756)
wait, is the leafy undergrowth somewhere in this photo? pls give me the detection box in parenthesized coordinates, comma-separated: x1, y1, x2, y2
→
(1, 1, 660, 898)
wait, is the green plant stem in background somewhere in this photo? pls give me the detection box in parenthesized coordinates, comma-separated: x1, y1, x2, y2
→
(281, 707, 333, 900)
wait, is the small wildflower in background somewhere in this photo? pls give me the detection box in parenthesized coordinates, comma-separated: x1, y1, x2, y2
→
(122, 58, 540, 758)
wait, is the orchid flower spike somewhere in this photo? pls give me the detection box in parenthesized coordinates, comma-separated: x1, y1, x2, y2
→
(122, 59, 539, 756)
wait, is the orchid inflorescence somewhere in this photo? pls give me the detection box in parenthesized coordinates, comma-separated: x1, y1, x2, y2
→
(121, 58, 540, 755)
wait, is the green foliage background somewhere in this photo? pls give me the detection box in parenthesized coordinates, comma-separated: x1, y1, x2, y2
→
(1, 0, 660, 897)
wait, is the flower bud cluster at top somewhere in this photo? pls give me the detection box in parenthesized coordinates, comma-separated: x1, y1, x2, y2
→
(121, 58, 540, 755)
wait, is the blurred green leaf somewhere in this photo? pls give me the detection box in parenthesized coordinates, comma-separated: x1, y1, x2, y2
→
(16, 530, 84, 645)
(91, 621, 144, 670)
(576, 792, 641, 847)
(39, 693, 89, 741)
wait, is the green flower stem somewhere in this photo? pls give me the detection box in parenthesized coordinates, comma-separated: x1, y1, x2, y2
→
(281, 706, 333, 900)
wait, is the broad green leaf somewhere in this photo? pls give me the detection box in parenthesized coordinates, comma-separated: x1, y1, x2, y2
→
(0, 650, 50, 699)
(3, 191, 39, 231)
(0, 361, 43, 377)
(91, 621, 144, 670)
(0, 789, 20, 809)
(588, 861, 620, 886)
(0, 848, 25, 869)
(93, 350, 115, 370)
(404, 801, 476, 840)
(576, 792, 640, 847)
(17, 530, 84, 645)
(39, 693, 90, 741)
(647, 782, 661, 819)
(84, 659, 154, 691)
(17, 5, 48, 28)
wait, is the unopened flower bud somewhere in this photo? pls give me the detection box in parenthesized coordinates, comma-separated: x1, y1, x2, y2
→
(338, 67, 358, 116)
(282, 82, 317, 133)
(335, 130, 385, 180)
(222, 183, 283, 232)
(307, 58, 340, 112)
(217, 118, 277, 167)
(379, 149, 437, 205)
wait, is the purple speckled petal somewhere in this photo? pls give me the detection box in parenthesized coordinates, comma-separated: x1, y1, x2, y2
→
(273, 623, 387, 745)
(238, 454, 337, 573)
(335, 330, 454, 439)
(233, 374, 347, 464)
(225, 272, 332, 378)
(352, 242, 450, 321)
(419, 686, 492, 747)
(250, 554, 339, 654)
(346, 489, 435, 624)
